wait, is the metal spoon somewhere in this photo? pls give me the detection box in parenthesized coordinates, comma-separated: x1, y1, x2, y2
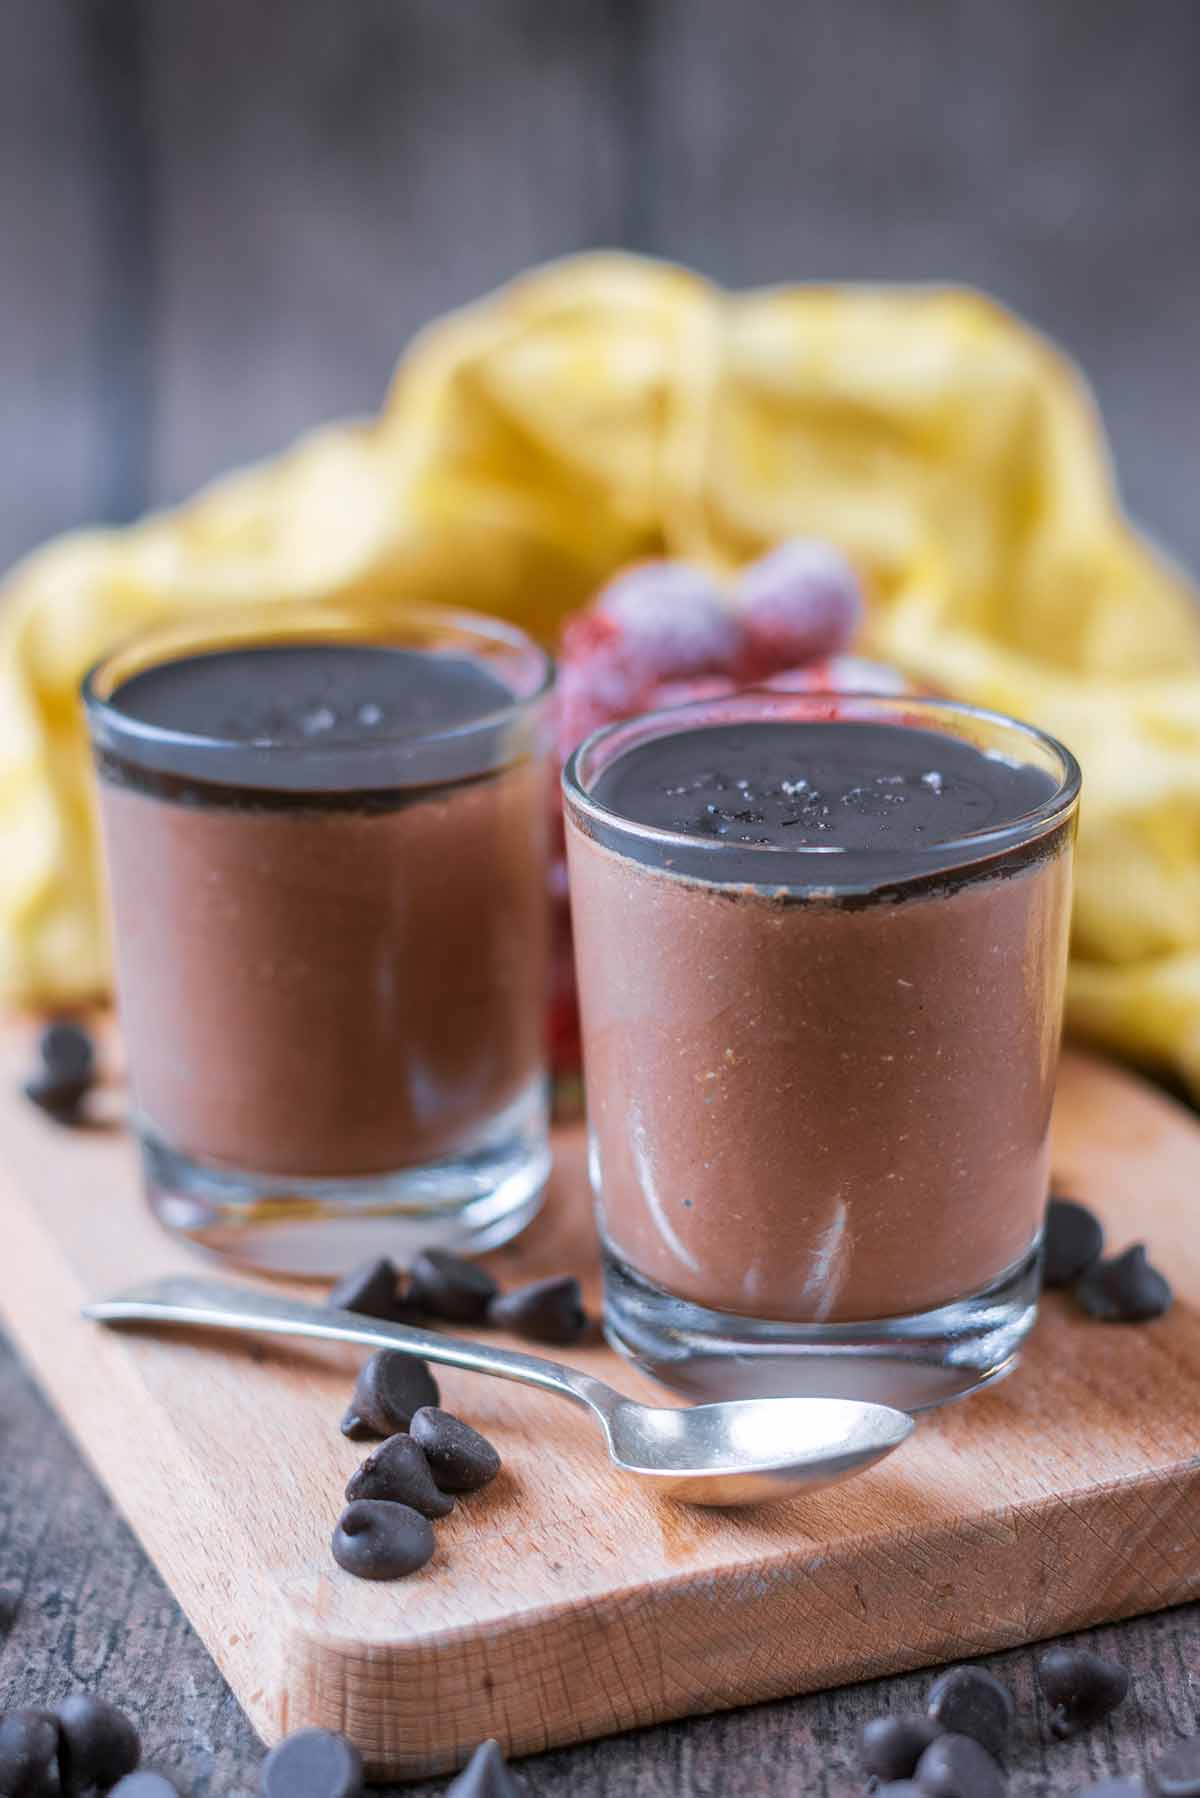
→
(85, 1275, 913, 1507)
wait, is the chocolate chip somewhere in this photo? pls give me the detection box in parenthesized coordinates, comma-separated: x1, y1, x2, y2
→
(260, 1726, 363, 1797)
(447, 1739, 522, 1798)
(339, 1413, 375, 1442)
(408, 1250, 498, 1322)
(487, 1276, 588, 1345)
(1152, 1736, 1200, 1797)
(111, 1775, 183, 1798)
(345, 1434, 454, 1517)
(24, 1019, 96, 1122)
(915, 1733, 1004, 1798)
(1037, 1645, 1130, 1738)
(1044, 1196, 1104, 1287)
(56, 1694, 141, 1795)
(41, 1019, 95, 1084)
(331, 1500, 435, 1581)
(926, 1667, 1013, 1757)
(0, 1709, 61, 1797)
(1075, 1244, 1172, 1323)
(860, 1715, 943, 1781)
(328, 1257, 404, 1322)
(339, 1350, 439, 1439)
(411, 1407, 501, 1492)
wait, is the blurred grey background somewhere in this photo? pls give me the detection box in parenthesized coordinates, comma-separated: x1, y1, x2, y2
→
(6, 0, 1198, 578)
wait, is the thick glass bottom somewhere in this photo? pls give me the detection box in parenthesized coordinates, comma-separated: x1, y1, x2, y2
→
(140, 1077, 551, 1276)
(603, 1237, 1043, 1413)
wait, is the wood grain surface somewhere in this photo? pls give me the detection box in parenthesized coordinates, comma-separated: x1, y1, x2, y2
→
(1, 1325, 1197, 1798)
(1, 1024, 1199, 1782)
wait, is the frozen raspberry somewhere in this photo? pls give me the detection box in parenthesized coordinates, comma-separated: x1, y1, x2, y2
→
(594, 561, 741, 682)
(649, 674, 739, 710)
(556, 564, 743, 758)
(763, 655, 910, 696)
(734, 540, 864, 677)
(559, 606, 625, 669)
(556, 615, 651, 761)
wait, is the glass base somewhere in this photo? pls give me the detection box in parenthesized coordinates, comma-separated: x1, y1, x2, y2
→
(603, 1239, 1043, 1413)
(140, 1079, 551, 1276)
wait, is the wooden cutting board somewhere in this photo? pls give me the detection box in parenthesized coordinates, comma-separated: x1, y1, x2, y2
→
(1, 1022, 1199, 1782)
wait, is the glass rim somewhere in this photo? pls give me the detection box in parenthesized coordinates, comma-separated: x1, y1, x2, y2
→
(562, 688, 1081, 874)
(81, 599, 554, 761)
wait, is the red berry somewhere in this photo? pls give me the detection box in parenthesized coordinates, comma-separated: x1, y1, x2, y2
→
(555, 618, 653, 757)
(735, 540, 864, 677)
(763, 655, 909, 696)
(556, 562, 744, 757)
(557, 658, 643, 759)
(648, 674, 738, 710)
(595, 561, 741, 682)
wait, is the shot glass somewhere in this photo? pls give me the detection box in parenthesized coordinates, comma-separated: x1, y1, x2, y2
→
(84, 600, 553, 1273)
(564, 690, 1080, 1409)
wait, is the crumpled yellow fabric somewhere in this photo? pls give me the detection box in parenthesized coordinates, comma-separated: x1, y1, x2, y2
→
(2, 253, 1198, 1095)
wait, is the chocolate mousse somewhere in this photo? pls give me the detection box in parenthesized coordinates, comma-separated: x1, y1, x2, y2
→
(92, 642, 549, 1178)
(566, 716, 1075, 1325)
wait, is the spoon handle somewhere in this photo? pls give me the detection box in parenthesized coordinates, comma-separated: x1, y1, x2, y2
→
(84, 1275, 620, 1417)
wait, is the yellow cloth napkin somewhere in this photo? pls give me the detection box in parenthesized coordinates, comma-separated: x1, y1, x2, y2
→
(2, 253, 1198, 1095)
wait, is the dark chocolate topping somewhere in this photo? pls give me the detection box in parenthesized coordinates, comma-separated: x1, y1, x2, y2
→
(590, 721, 1059, 889)
(112, 644, 511, 747)
(95, 644, 526, 799)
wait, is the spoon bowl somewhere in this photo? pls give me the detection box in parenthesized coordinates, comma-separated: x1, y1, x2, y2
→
(605, 1394, 911, 1505)
(85, 1276, 913, 1507)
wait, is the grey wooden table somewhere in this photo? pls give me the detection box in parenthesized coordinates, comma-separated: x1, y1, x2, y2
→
(1, 1333, 1195, 1797)
(8, 0, 1200, 585)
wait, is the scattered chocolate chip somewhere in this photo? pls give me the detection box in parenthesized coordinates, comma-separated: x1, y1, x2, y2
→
(260, 1726, 363, 1797)
(111, 1775, 183, 1798)
(339, 1413, 374, 1442)
(411, 1407, 501, 1492)
(1037, 1645, 1130, 1738)
(24, 1069, 83, 1122)
(860, 1714, 943, 1782)
(447, 1739, 522, 1798)
(1044, 1196, 1104, 1287)
(408, 1250, 498, 1322)
(1080, 1781, 1147, 1798)
(1152, 1736, 1200, 1797)
(0, 1709, 61, 1797)
(56, 1694, 141, 1795)
(345, 1433, 454, 1518)
(926, 1667, 1013, 1758)
(24, 1019, 96, 1122)
(339, 1350, 439, 1440)
(915, 1732, 1004, 1798)
(487, 1276, 588, 1345)
(331, 1500, 435, 1581)
(1075, 1245, 1172, 1323)
(327, 1257, 404, 1322)
(41, 1019, 95, 1084)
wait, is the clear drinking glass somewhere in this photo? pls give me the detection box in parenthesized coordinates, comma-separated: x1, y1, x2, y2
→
(563, 690, 1080, 1410)
(84, 600, 553, 1274)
